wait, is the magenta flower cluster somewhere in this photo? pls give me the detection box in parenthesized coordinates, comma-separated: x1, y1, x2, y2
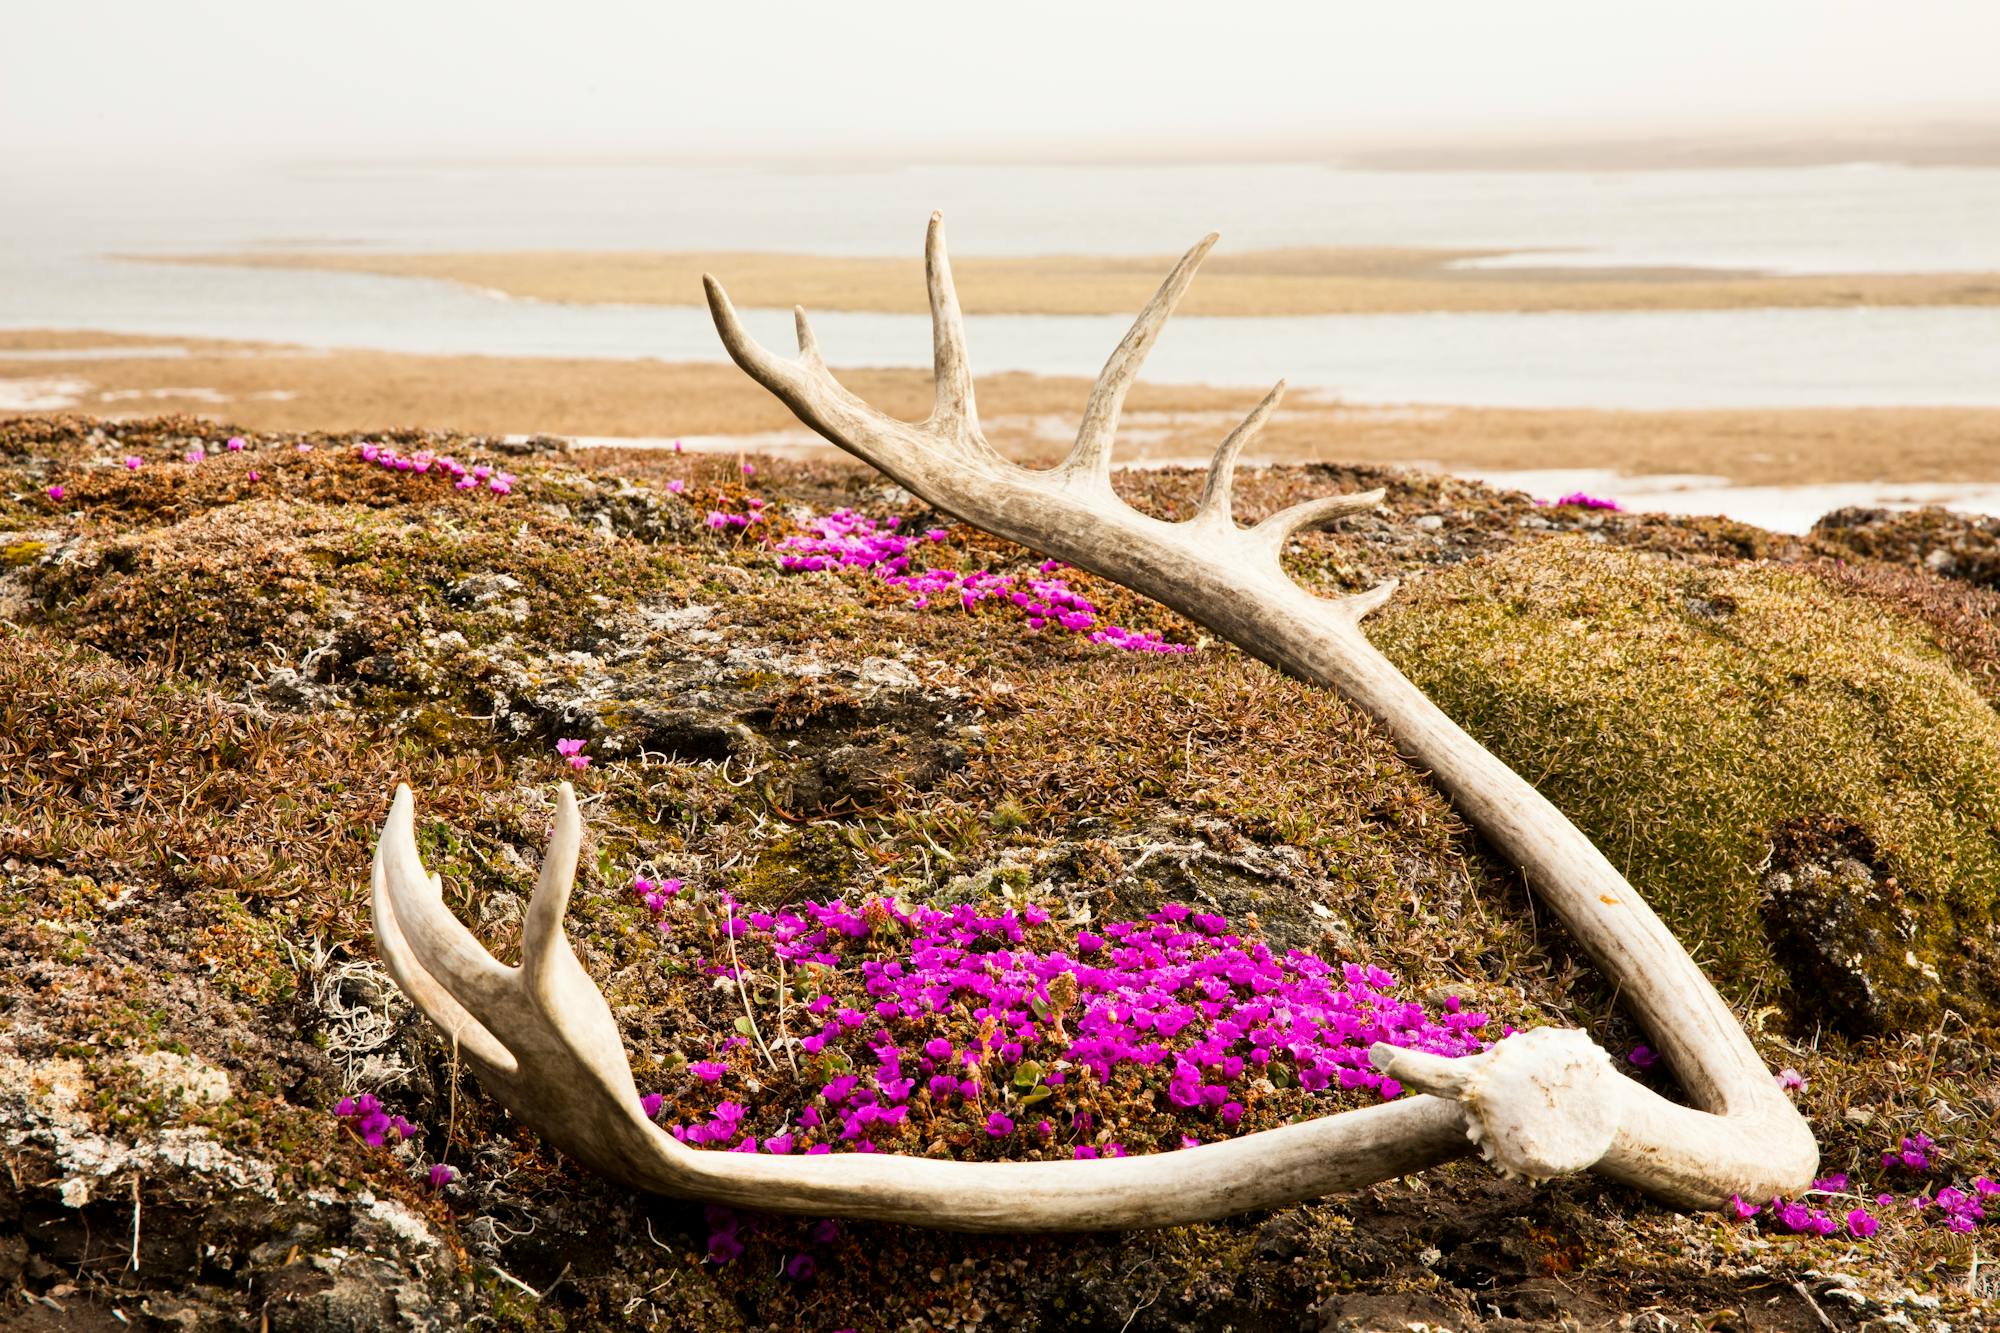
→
(555, 737, 590, 772)
(334, 1095, 460, 1191)
(633, 874, 683, 917)
(707, 496, 767, 530)
(703, 1205, 838, 1272)
(1883, 1131, 1934, 1172)
(632, 887, 1487, 1158)
(774, 508, 1189, 654)
(334, 1093, 417, 1147)
(1540, 492, 1622, 511)
(356, 443, 514, 496)
(1727, 1148, 1999, 1242)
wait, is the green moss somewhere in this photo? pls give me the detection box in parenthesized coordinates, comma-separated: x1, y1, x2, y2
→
(1372, 538, 2000, 1028)
(2, 539, 48, 567)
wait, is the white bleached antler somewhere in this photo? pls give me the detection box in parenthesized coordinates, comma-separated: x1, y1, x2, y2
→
(373, 782, 1472, 1228)
(370, 216, 1815, 1228)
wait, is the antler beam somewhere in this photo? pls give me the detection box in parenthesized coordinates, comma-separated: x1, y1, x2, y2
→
(370, 215, 1816, 1229)
(374, 783, 1475, 1228)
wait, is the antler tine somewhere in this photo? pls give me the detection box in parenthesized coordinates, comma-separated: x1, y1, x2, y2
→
(370, 785, 520, 1074)
(702, 274, 918, 464)
(1196, 379, 1286, 524)
(1336, 578, 1400, 624)
(520, 781, 582, 1006)
(793, 306, 825, 367)
(1062, 233, 1218, 487)
(1248, 488, 1387, 562)
(925, 212, 980, 440)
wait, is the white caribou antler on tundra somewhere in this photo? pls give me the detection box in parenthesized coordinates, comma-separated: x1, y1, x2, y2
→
(370, 215, 1816, 1229)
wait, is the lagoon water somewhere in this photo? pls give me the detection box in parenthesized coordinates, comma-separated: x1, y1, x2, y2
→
(5, 159, 2000, 408)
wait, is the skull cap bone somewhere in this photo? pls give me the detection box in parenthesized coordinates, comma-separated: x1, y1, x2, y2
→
(1372, 1029, 1620, 1182)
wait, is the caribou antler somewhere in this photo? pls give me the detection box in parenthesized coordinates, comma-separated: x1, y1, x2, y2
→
(374, 782, 1472, 1228)
(371, 215, 1815, 1228)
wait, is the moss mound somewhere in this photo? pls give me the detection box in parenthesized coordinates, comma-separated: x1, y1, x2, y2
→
(1371, 538, 2000, 1033)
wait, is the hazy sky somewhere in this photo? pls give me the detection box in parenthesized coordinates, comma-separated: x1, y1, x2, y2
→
(10, 1, 2000, 165)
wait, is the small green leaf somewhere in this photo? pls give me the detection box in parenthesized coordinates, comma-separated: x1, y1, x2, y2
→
(733, 1017, 756, 1037)
(1012, 1061, 1043, 1088)
(1019, 1085, 1053, 1107)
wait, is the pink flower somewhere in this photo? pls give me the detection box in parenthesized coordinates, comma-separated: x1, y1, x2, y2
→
(1729, 1194, 1759, 1220)
(425, 1163, 457, 1189)
(741, 462, 755, 477)
(247, 471, 261, 482)
(1774, 1068, 1806, 1092)
(568, 754, 590, 771)
(555, 738, 586, 757)
(296, 443, 314, 453)
(668, 479, 685, 493)
(122, 455, 143, 470)
(984, 1111, 1014, 1137)
(673, 440, 684, 453)
(185, 447, 205, 464)
(46, 484, 64, 501)
(1626, 1045, 1658, 1070)
(226, 436, 246, 451)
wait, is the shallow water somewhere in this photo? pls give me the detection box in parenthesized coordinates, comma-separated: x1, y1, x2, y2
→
(8, 260, 2000, 410)
(6, 159, 1999, 409)
(1450, 468, 2000, 534)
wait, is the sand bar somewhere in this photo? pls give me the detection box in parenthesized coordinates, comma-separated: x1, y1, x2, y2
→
(5, 329, 1999, 488)
(142, 248, 2000, 316)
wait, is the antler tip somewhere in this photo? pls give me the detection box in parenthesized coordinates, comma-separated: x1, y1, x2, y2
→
(387, 783, 416, 835)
